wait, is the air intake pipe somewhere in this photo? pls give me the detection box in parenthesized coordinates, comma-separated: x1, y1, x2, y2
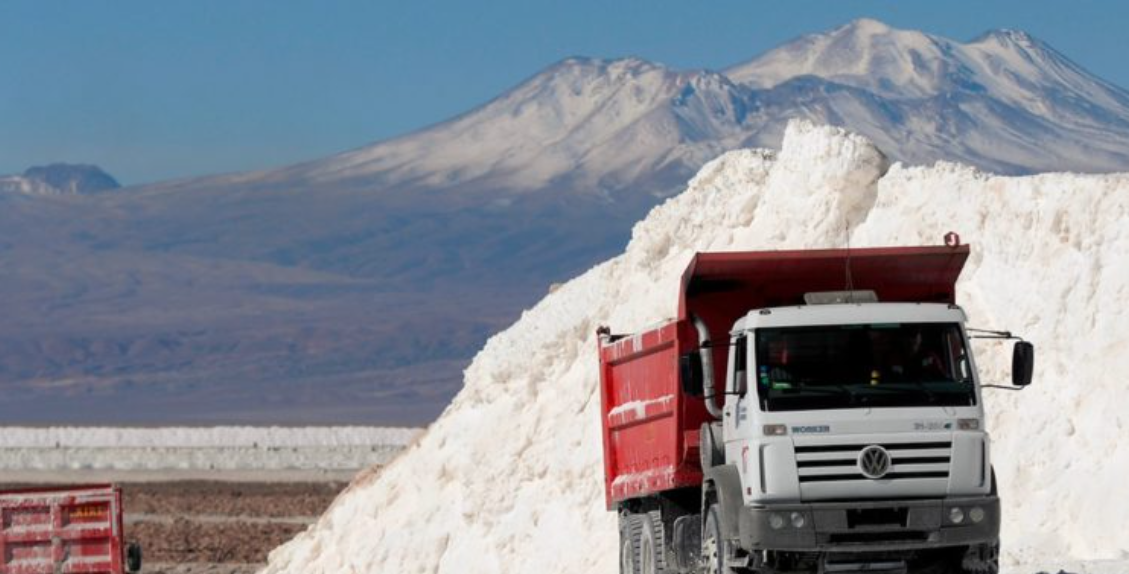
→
(692, 314, 724, 419)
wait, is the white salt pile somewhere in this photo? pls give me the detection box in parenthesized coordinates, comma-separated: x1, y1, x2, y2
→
(262, 121, 1129, 573)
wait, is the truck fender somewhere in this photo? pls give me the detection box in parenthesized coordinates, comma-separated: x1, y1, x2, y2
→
(703, 464, 742, 540)
(700, 422, 724, 470)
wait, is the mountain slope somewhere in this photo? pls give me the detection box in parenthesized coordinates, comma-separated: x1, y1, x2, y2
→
(4, 20, 1129, 424)
(143, 57, 749, 205)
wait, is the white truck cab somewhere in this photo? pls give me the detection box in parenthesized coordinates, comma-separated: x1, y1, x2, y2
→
(709, 302, 1002, 572)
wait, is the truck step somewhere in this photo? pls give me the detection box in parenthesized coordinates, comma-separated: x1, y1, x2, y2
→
(820, 559, 907, 574)
(724, 555, 751, 569)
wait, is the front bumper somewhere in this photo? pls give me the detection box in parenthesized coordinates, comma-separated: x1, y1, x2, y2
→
(737, 497, 1000, 553)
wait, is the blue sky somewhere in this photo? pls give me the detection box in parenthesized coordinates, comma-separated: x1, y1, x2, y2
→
(3, 1, 1127, 185)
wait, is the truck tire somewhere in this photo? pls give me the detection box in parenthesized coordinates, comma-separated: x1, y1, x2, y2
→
(126, 542, 142, 573)
(639, 510, 666, 574)
(621, 513, 644, 574)
(701, 505, 735, 574)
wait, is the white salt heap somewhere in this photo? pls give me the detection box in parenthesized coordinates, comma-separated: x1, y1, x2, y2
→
(262, 121, 1129, 574)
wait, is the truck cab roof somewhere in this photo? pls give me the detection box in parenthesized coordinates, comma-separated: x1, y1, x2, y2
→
(678, 244, 969, 343)
(734, 302, 968, 333)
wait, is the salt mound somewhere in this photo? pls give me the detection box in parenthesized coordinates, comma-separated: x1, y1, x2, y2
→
(262, 121, 1129, 573)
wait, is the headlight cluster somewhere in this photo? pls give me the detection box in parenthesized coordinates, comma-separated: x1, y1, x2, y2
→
(768, 511, 806, 530)
(948, 506, 986, 525)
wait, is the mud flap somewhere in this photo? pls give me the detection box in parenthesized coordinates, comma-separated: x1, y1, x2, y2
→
(961, 541, 1000, 574)
(672, 514, 701, 571)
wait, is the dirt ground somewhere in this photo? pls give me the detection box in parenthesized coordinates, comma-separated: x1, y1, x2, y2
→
(125, 481, 347, 573)
(1, 480, 347, 574)
(145, 565, 264, 574)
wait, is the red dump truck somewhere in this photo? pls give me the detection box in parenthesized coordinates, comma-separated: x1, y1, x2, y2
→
(0, 484, 142, 574)
(597, 240, 1033, 574)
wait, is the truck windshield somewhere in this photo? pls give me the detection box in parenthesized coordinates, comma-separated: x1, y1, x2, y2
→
(754, 323, 976, 411)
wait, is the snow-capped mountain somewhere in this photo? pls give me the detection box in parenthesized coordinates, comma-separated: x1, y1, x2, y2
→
(4, 20, 1129, 425)
(201, 16, 1129, 201)
(148, 57, 751, 208)
(297, 58, 748, 198)
(734, 19, 1129, 113)
(0, 163, 120, 196)
(725, 18, 1129, 173)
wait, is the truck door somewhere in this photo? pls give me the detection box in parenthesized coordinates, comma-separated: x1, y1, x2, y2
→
(723, 334, 753, 459)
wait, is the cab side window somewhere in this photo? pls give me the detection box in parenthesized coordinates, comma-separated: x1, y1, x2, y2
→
(731, 335, 748, 395)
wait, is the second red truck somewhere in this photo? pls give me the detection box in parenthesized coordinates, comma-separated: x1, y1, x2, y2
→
(0, 484, 141, 574)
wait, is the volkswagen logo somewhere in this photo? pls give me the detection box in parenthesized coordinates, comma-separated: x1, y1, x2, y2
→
(858, 445, 892, 479)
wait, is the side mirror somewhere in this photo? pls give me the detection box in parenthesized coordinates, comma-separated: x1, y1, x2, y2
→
(1012, 341, 1034, 387)
(680, 353, 704, 397)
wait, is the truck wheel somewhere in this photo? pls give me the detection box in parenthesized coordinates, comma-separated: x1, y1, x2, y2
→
(126, 542, 142, 573)
(701, 505, 730, 574)
(621, 513, 644, 574)
(639, 510, 666, 574)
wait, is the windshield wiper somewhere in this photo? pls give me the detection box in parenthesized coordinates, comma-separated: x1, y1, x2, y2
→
(788, 383, 859, 405)
(864, 381, 938, 404)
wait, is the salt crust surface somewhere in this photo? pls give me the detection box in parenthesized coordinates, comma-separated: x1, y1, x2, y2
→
(262, 121, 1129, 573)
(0, 427, 421, 472)
(0, 427, 420, 448)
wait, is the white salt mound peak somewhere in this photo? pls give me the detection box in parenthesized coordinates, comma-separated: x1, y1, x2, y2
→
(262, 121, 1129, 574)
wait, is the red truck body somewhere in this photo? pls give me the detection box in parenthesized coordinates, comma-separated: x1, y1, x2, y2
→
(0, 485, 129, 574)
(596, 244, 970, 509)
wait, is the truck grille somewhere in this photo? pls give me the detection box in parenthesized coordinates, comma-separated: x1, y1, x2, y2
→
(795, 441, 951, 483)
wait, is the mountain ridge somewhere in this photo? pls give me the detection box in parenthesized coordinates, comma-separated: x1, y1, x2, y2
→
(110, 21, 1129, 201)
(0, 163, 120, 196)
(127, 20, 1129, 205)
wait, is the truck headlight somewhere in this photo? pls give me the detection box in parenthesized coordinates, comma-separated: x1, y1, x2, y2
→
(790, 512, 806, 529)
(949, 507, 965, 524)
(958, 418, 980, 430)
(969, 507, 985, 523)
(763, 424, 787, 436)
(768, 513, 785, 530)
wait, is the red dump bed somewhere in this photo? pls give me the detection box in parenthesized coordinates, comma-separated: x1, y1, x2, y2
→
(596, 243, 969, 509)
(0, 485, 126, 574)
